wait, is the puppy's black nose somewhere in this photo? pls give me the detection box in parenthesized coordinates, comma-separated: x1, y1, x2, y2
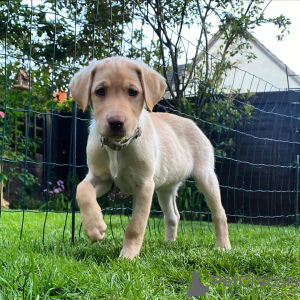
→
(108, 115, 125, 131)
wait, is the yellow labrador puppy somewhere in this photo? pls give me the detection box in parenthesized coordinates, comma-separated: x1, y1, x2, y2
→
(69, 56, 231, 259)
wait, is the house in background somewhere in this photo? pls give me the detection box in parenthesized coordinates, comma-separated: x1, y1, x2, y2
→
(207, 31, 300, 93)
(165, 31, 300, 100)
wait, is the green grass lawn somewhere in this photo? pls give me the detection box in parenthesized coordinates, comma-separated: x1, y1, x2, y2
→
(0, 211, 299, 299)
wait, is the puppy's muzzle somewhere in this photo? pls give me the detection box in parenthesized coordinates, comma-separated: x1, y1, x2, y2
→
(108, 115, 125, 132)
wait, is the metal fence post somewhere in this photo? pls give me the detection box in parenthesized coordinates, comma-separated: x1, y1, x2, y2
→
(295, 155, 299, 228)
(71, 100, 77, 243)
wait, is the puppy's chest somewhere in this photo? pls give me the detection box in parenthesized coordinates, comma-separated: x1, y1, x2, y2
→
(107, 150, 135, 193)
(108, 150, 119, 179)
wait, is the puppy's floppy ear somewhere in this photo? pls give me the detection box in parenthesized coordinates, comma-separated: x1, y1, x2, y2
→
(69, 61, 97, 112)
(135, 61, 167, 112)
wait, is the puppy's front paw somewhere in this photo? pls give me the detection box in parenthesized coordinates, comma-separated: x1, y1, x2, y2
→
(119, 247, 140, 260)
(85, 222, 107, 242)
(216, 241, 231, 250)
(81, 210, 107, 242)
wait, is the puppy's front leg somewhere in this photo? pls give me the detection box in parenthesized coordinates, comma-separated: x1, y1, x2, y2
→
(119, 180, 154, 260)
(77, 178, 111, 242)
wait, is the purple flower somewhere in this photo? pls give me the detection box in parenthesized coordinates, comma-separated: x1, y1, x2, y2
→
(54, 188, 61, 193)
(48, 181, 52, 185)
(49, 191, 53, 194)
(57, 180, 64, 186)
(43, 189, 48, 192)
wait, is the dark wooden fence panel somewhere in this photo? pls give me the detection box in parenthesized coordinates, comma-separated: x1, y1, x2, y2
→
(217, 91, 300, 224)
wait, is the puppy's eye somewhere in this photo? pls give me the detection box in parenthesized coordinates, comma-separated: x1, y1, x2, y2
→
(96, 88, 105, 96)
(128, 89, 138, 97)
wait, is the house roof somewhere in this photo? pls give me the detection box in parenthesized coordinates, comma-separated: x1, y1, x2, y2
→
(14, 69, 33, 81)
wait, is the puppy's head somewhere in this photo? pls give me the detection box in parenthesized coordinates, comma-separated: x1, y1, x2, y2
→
(69, 56, 166, 140)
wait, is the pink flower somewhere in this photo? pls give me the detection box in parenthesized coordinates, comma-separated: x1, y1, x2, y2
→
(0, 111, 5, 119)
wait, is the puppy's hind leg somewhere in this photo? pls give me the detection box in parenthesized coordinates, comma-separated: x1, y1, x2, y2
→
(156, 185, 181, 241)
(193, 169, 231, 249)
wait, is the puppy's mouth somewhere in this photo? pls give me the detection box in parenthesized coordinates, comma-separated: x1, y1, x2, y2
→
(104, 127, 139, 141)
(98, 116, 141, 148)
(105, 131, 127, 141)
